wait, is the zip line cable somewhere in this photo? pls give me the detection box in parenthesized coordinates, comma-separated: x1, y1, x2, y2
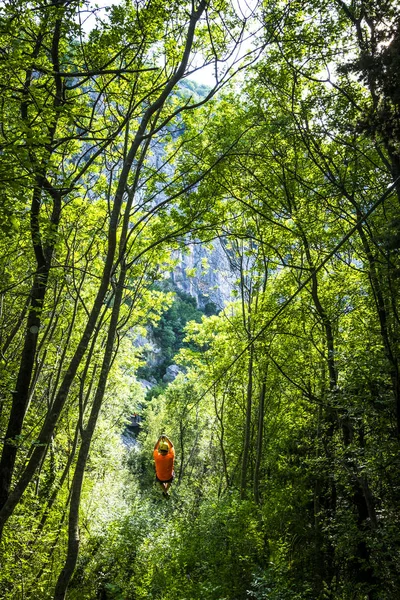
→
(195, 176, 400, 403)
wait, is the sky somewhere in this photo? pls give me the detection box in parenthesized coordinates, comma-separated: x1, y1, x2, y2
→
(78, 0, 259, 87)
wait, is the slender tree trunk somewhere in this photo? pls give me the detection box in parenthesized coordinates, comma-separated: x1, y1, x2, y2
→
(356, 219, 400, 436)
(254, 377, 267, 504)
(1, 293, 30, 356)
(54, 265, 126, 600)
(0, 5, 65, 509)
(303, 230, 378, 593)
(0, 0, 206, 538)
(240, 344, 254, 499)
(33, 332, 100, 544)
(36, 425, 80, 539)
(213, 388, 230, 489)
(303, 240, 337, 390)
(178, 418, 186, 484)
(0, 264, 49, 508)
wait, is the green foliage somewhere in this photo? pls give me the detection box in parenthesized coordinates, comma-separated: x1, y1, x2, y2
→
(71, 489, 265, 600)
(137, 284, 212, 383)
(1, 0, 400, 599)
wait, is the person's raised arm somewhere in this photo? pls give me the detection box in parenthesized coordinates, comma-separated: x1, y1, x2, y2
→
(154, 436, 162, 450)
(163, 435, 173, 448)
(154, 434, 174, 450)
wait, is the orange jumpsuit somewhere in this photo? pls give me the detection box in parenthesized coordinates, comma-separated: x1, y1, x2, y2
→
(153, 445, 175, 482)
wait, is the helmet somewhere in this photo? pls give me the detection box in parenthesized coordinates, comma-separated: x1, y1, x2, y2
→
(159, 441, 169, 453)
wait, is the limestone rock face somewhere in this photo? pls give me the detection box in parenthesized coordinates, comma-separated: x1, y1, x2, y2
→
(145, 90, 235, 310)
(163, 364, 183, 383)
(138, 378, 156, 391)
(170, 240, 234, 309)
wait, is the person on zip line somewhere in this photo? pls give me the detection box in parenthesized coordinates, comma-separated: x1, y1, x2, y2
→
(153, 434, 175, 498)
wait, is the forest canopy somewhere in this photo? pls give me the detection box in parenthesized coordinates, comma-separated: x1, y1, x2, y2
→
(0, 0, 399, 599)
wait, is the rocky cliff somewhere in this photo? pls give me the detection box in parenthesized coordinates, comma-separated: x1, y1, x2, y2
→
(170, 240, 234, 309)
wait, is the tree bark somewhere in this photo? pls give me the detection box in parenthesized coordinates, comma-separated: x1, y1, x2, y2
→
(302, 228, 378, 592)
(254, 376, 267, 504)
(240, 344, 254, 499)
(0, 4, 65, 509)
(53, 263, 126, 599)
(213, 387, 230, 489)
(0, 0, 207, 539)
(356, 218, 400, 436)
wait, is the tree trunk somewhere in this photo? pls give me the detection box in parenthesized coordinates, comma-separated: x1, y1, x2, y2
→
(254, 377, 267, 504)
(0, 0, 206, 538)
(356, 219, 400, 436)
(0, 265, 49, 508)
(54, 265, 126, 599)
(240, 345, 254, 499)
(213, 387, 230, 489)
(303, 229, 378, 592)
(0, 5, 65, 510)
